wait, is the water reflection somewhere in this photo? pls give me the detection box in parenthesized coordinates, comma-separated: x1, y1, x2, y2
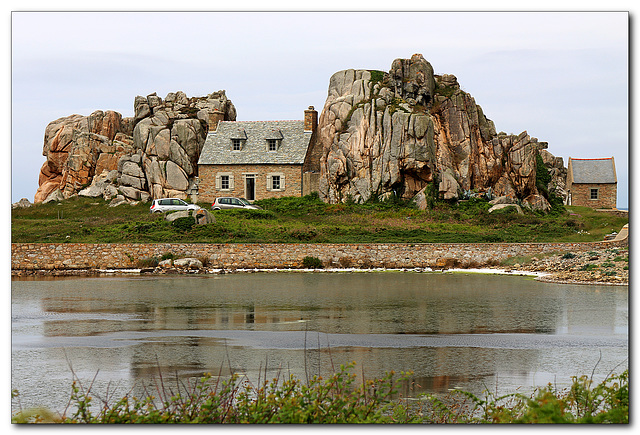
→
(27, 273, 575, 336)
(12, 272, 628, 413)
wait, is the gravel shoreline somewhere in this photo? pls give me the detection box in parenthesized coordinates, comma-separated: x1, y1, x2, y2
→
(489, 245, 629, 286)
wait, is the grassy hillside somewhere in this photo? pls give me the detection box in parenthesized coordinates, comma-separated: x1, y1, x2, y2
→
(10, 194, 628, 244)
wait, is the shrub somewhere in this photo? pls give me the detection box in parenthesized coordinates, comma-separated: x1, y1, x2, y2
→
(338, 256, 353, 268)
(255, 193, 327, 217)
(361, 192, 417, 211)
(14, 367, 627, 424)
(33, 363, 418, 424)
(302, 256, 323, 269)
(137, 257, 159, 268)
(368, 69, 385, 85)
(489, 205, 520, 216)
(562, 252, 576, 259)
(289, 228, 318, 241)
(565, 219, 581, 228)
(430, 369, 629, 424)
(435, 82, 456, 99)
(222, 209, 277, 220)
(198, 255, 210, 267)
(535, 154, 551, 196)
(535, 154, 566, 216)
(171, 216, 195, 232)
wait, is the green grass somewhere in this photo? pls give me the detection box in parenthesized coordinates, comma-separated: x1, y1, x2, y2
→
(11, 195, 628, 244)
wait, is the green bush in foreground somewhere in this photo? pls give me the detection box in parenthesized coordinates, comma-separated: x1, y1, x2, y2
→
(429, 369, 629, 424)
(12, 365, 628, 424)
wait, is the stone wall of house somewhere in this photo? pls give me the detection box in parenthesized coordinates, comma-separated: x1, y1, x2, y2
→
(198, 164, 303, 203)
(11, 240, 627, 272)
(570, 183, 617, 209)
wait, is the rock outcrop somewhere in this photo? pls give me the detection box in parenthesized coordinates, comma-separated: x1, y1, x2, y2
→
(316, 54, 564, 210)
(11, 198, 32, 209)
(32, 55, 565, 212)
(34, 91, 236, 203)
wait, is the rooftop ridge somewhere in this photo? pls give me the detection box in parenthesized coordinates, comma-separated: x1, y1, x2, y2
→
(571, 157, 613, 161)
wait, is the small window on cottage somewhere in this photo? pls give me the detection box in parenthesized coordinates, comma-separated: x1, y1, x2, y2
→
(590, 188, 599, 200)
(271, 175, 281, 191)
(216, 173, 234, 191)
(221, 175, 230, 190)
(232, 139, 242, 151)
(267, 139, 278, 152)
(266, 173, 285, 192)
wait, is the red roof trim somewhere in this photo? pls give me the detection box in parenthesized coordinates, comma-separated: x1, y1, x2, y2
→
(219, 120, 302, 123)
(571, 158, 613, 161)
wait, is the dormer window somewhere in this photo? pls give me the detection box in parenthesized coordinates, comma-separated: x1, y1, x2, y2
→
(230, 129, 247, 152)
(265, 129, 283, 152)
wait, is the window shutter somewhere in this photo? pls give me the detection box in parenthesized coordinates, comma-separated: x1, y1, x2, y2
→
(266, 174, 272, 191)
(229, 174, 235, 190)
(215, 174, 221, 190)
(280, 173, 285, 191)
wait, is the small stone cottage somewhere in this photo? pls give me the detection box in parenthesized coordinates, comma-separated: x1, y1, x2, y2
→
(566, 157, 617, 209)
(197, 107, 320, 203)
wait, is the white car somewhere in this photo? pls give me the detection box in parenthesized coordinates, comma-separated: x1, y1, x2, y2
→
(150, 198, 200, 213)
(211, 197, 262, 210)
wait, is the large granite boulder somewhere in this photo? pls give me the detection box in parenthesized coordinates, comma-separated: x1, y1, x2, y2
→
(34, 91, 236, 203)
(316, 54, 565, 210)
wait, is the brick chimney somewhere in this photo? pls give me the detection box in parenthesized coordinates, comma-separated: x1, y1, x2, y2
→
(304, 106, 318, 133)
(208, 110, 225, 132)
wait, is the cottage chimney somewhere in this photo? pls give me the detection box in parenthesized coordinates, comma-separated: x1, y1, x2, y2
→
(208, 110, 225, 132)
(304, 106, 318, 133)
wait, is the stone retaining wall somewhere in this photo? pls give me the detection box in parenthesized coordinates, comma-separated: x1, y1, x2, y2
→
(11, 239, 628, 272)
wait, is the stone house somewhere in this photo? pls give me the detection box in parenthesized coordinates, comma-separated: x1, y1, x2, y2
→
(566, 157, 617, 209)
(196, 107, 320, 204)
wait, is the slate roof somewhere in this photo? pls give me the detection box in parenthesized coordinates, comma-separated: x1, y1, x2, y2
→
(198, 120, 312, 165)
(569, 158, 617, 184)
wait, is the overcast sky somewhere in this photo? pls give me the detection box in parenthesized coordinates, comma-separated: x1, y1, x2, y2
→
(9, 7, 630, 208)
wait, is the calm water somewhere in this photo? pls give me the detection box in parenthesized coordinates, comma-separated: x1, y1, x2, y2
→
(11, 272, 628, 414)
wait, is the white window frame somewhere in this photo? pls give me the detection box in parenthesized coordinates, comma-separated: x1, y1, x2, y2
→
(271, 175, 281, 191)
(266, 172, 285, 192)
(266, 139, 280, 152)
(215, 172, 234, 191)
(231, 139, 244, 151)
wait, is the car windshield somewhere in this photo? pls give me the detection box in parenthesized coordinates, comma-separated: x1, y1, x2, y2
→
(238, 198, 251, 205)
